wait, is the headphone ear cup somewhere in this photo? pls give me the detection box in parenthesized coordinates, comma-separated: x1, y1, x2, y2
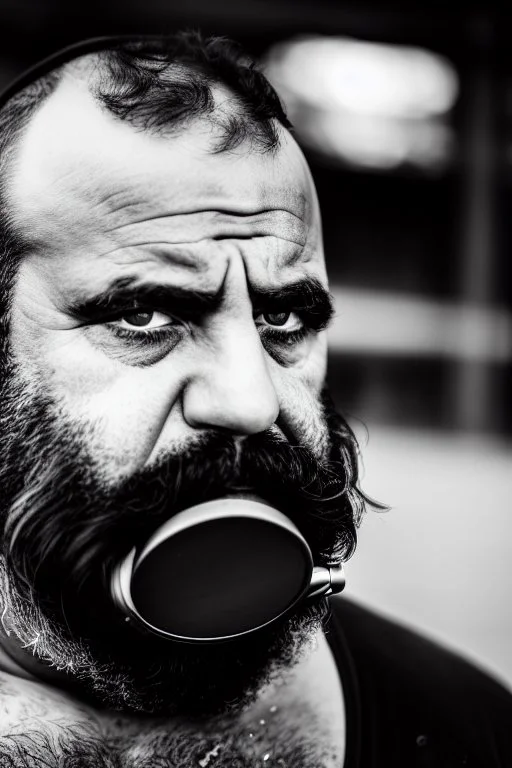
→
(111, 498, 314, 643)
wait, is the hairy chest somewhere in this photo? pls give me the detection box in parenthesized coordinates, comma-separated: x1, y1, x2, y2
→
(0, 719, 334, 768)
(0, 668, 343, 768)
(0, 698, 338, 768)
(0, 728, 223, 767)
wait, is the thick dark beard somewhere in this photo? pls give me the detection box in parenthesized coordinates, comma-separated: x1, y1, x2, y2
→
(0, 364, 365, 717)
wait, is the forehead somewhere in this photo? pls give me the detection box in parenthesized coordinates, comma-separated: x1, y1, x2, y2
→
(8, 67, 326, 300)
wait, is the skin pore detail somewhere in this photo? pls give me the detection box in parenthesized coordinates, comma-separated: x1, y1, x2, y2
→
(0, 56, 351, 767)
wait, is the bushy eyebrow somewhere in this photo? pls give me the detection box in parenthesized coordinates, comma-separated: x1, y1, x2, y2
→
(250, 278, 334, 329)
(68, 276, 224, 320)
(68, 274, 334, 329)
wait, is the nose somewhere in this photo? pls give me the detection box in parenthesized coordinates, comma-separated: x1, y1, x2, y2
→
(182, 320, 280, 436)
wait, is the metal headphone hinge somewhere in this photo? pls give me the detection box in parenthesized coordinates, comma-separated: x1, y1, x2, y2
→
(306, 564, 345, 600)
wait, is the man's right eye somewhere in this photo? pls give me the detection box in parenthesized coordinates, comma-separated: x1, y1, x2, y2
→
(112, 310, 177, 331)
(81, 308, 186, 367)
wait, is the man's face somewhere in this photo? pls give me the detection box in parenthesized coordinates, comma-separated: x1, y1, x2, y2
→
(0, 70, 357, 715)
(8, 74, 329, 474)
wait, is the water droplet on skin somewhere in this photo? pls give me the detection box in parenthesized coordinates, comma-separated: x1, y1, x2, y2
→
(269, 705, 277, 713)
(197, 743, 222, 767)
(259, 719, 266, 726)
(263, 753, 271, 762)
(248, 733, 254, 738)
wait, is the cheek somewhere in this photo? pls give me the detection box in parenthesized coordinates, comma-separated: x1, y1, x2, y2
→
(305, 333, 328, 391)
(75, 376, 175, 478)
(274, 336, 329, 459)
(278, 381, 329, 459)
(9, 322, 187, 479)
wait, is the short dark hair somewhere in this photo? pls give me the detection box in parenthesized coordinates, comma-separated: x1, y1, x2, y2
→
(95, 32, 291, 151)
(0, 31, 291, 365)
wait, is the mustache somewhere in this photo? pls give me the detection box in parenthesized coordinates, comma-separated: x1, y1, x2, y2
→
(3, 397, 365, 624)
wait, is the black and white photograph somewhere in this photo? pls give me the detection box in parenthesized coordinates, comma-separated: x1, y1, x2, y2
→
(0, 2, 510, 766)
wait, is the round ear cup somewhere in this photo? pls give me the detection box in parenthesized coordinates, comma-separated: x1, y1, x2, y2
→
(111, 498, 314, 642)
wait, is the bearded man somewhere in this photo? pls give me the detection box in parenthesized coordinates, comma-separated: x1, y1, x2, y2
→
(0, 32, 510, 768)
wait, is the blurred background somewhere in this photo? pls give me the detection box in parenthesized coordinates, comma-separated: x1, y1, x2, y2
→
(1, 2, 510, 688)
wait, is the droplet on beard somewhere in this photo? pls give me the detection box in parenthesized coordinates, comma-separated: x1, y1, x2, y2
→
(197, 742, 222, 767)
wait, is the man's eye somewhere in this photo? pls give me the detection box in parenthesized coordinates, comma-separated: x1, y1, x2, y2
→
(255, 311, 303, 331)
(112, 310, 176, 331)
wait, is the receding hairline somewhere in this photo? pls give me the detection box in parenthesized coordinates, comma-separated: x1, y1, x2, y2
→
(0, 33, 293, 174)
(0, 49, 260, 233)
(55, 52, 268, 140)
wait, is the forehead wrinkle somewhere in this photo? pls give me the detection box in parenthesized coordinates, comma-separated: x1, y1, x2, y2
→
(90, 165, 312, 237)
(104, 243, 210, 271)
(103, 209, 309, 263)
(92, 185, 153, 219)
(106, 237, 313, 288)
(247, 226, 321, 272)
(87, 238, 233, 287)
(255, 182, 310, 220)
(104, 207, 308, 229)
(82, 162, 311, 229)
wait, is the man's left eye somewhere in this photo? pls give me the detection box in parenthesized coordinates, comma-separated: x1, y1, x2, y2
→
(255, 311, 303, 331)
(112, 310, 176, 331)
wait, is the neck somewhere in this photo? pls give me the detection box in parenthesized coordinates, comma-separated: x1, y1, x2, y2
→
(247, 629, 346, 767)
